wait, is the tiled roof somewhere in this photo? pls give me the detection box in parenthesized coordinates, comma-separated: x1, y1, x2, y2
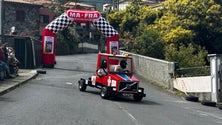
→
(118, 0, 159, 4)
(5, 0, 55, 5)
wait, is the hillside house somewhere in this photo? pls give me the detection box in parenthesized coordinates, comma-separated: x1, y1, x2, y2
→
(0, 0, 56, 68)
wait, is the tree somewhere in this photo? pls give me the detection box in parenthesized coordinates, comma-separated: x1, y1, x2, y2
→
(161, 0, 222, 53)
(161, 26, 194, 47)
(107, 0, 145, 35)
(106, 10, 126, 33)
(107, 1, 159, 40)
(137, 6, 159, 36)
(148, 0, 222, 67)
(165, 43, 208, 68)
(56, 26, 80, 54)
(138, 6, 159, 25)
(133, 28, 165, 59)
(119, 3, 140, 34)
(107, 0, 222, 68)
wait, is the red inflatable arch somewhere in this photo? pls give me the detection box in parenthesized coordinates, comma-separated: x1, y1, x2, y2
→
(42, 9, 119, 67)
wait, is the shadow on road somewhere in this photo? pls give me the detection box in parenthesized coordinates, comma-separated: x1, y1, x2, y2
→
(83, 90, 161, 106)
(84, 90, 100, 95)
(110, 96, 161, 106)
(0, 97, 15, 102)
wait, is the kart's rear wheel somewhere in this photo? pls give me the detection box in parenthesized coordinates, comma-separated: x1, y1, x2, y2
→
(100, 86, 110, 99)
(78, 80, 87, 91)
(133, 94, 143, 101)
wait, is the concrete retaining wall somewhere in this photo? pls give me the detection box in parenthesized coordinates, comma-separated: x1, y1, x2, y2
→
(120, 51, 176, 89)
(120, 51, 212, 101)
(173, 76, 211, 101)
(173, 76, 211, 93)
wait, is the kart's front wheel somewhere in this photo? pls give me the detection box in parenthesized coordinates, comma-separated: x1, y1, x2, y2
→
(78, 80, 87, 91)
(100, 86, 110, 99)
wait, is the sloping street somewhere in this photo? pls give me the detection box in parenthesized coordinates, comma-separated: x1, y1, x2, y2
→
(0, 54, 221, 125)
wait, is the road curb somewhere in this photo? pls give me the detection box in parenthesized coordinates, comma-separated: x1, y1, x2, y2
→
(0, 70, 38, 96)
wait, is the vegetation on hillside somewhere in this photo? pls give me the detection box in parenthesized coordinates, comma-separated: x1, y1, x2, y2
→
(107, 0, 222, 68)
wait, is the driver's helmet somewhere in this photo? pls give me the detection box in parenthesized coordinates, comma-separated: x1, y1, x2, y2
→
(120, 60, 127, 69)
(101, 60, 107, 69)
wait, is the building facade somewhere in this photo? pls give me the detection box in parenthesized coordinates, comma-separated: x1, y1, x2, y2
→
(2, 0, 55, 41)
(3, 1, 41, 39)
(0, 0, 56, 68)
(79, 0, 112, 11)
(103, 0, 161, 12)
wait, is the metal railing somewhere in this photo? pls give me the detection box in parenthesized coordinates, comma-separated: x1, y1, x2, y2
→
(176, 66, 210, 77)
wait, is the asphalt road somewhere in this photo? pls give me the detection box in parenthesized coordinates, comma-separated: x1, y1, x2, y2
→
(0, 53, 222, 125)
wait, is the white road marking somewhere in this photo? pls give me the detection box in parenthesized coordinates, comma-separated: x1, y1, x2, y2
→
(196, 110, 222, 120)
(114, 102, 144, 125)
(65, 82, 73, 85)
(125, 110, 138, 123)
(216, 121, 222, 124)
(173, 100, 190, 103)
(35, 78, 43, 80)
(185, 107, 222, 122)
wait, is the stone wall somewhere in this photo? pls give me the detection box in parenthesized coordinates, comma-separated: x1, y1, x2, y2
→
(3, 2, 41, 41)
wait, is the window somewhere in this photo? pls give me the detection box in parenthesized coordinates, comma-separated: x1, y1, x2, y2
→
(16, 10, 25, 22)
(39, 15, 49, 23)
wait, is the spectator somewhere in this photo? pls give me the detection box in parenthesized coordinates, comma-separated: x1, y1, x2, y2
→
(8, 48, 19, 77)
(0, 40, 3, 80)
(0, 62, 3, 80)
(1, 42, 9, 63)
(0, 43, 14, 79)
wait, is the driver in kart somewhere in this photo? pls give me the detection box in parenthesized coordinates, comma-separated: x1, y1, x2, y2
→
(97, 60, 107, 76)
(114, 60, 127, 73)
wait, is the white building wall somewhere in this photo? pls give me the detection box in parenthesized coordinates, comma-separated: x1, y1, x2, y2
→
(119, 1, 130, 10)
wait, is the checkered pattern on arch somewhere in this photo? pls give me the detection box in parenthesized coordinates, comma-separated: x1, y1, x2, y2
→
(92, 17, 118, 37)
(45, 12, 118, 37)
(46, 13, 74, 33)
